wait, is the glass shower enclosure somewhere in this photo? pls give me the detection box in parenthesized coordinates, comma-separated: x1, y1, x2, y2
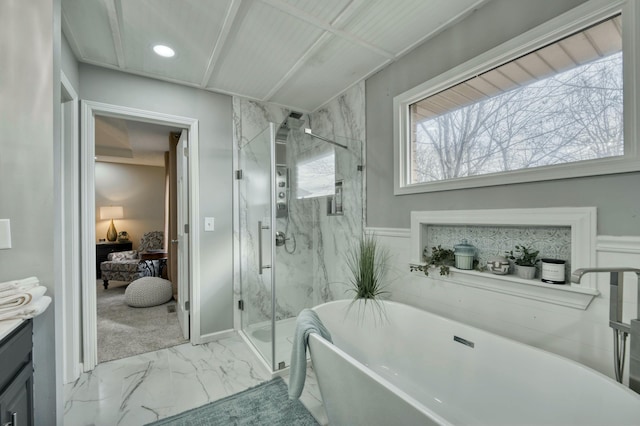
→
(238, 121, 363, 373)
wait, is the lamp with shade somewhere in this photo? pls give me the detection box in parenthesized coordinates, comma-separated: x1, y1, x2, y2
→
(100, 206, 124, 242)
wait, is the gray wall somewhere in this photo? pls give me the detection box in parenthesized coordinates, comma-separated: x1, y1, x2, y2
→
(0, 0, 60, 423)
(366, 0, 640, 236)
(95, 162, 166, 250)
(80, 64, 234, 335)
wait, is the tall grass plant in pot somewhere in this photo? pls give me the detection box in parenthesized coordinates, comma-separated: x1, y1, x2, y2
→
(345, 234, 390, 320)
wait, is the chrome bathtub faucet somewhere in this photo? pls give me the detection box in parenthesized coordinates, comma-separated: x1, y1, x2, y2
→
(571, 267, 640, 391)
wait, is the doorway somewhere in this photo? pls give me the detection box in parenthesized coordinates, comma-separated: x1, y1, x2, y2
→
(93, 117, 186, 362)
(80, 101, 200, 372)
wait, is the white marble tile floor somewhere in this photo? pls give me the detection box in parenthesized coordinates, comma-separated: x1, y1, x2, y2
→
(244, 317, 297, 369)
(64, 333, 327, 425)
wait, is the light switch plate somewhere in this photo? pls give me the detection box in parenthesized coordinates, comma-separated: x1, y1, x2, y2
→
(0, 219, 11, 249)
(204, 217, 215, 231)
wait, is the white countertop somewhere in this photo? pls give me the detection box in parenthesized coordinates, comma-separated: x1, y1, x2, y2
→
(0, 319, 24, 341)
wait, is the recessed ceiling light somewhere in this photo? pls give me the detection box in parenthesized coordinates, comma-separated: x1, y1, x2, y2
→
(153, 44, 175, 58)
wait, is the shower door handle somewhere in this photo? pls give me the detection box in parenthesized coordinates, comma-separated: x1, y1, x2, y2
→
(258, 221, 271, 275)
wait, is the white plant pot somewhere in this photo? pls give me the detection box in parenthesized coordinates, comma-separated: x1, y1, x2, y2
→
(515, 265, 536, 280)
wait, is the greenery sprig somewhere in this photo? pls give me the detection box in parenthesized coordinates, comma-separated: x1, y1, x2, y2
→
(410, 245, 455, 276)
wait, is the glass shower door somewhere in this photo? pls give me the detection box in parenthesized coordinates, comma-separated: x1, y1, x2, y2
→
(271, 130, 363, 370)
(239, 124, 276, 370)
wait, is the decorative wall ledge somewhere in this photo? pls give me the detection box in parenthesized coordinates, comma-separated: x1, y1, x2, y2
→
(409, 265, 599, 310)
(410, 207, 600, 309)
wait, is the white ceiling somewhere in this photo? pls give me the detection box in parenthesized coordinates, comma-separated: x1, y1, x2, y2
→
(95, 116, 182, 166)
(62, 0, 491, 112)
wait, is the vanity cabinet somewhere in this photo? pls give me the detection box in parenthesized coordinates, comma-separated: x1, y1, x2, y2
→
(0, 320, 33, 426)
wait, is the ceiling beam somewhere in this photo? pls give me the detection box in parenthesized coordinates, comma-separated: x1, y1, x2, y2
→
(331, 0, 368, 27)
(262, 31, 334, 101)
(77, 56, 311, 112)
(262, 0, 388, 103)
(395, 0, 490, 58)
(259, 0, 394, 60)
(200, 0, 245, 88)
(103, 0, 126, 68)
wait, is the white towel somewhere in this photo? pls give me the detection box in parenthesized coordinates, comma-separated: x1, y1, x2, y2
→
(28, 285, 47, 301)
(0, 285, 47, 314)
(0, 295, 51, 321)
(0, 276, 40, 294)
(0, 292, 32, 313)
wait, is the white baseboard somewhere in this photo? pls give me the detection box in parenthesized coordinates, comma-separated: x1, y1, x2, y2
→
(197, 329, 236, 344)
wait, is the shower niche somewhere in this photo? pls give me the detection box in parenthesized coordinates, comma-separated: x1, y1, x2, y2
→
(326, 180, 343, 216)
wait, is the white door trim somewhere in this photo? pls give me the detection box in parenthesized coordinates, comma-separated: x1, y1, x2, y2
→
(80, 100, 201, 371)
(59, 72, 81, 383)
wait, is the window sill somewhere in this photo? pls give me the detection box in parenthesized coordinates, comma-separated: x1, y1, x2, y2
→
(409, 264, 599, 310)
(395, 156, 640, 195)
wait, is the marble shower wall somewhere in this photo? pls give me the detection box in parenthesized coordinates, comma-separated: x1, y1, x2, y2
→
(306, 83, 365, 304)
(233, 82, 365, 329)
(275, 111, 364, 318)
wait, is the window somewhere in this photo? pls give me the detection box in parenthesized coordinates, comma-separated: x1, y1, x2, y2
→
(394, 0, 639, 194)
(412, 17, 622, 183)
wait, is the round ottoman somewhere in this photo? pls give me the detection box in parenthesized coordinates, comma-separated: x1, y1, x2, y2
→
(125, 277, 173, 308)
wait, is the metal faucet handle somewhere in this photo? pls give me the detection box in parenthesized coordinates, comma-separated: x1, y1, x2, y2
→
(571, 267, 640, 284)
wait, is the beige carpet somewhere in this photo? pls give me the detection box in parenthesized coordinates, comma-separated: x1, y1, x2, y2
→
(97, 280, 188, 363)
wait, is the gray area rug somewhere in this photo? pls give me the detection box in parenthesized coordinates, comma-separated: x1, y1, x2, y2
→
(97, 280, 187, 363)
(146, 377, 319, 426)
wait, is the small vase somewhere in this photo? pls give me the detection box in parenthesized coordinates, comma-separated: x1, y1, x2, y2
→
(107, 219, 117, 242)
(515, 265, 536, 280)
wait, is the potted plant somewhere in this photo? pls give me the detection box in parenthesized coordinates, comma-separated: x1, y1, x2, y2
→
(345, 233, 390, 305)
(410, 245, 455, 276)
(505, 244, 539, 279)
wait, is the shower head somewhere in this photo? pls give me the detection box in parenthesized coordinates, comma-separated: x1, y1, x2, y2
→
(276, 111, 305, 142)
(282, 111, 305, 130)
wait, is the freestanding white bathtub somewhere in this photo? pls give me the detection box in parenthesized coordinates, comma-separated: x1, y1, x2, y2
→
(309, 300, 640, 426)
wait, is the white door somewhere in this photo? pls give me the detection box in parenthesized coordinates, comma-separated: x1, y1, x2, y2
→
(176, 130, 190, 339)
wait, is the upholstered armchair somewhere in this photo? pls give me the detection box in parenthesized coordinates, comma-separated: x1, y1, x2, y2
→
(100, 231, 164, 289)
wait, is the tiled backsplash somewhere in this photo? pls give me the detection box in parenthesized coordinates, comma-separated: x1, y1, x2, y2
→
(425, 225, 572, 280)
